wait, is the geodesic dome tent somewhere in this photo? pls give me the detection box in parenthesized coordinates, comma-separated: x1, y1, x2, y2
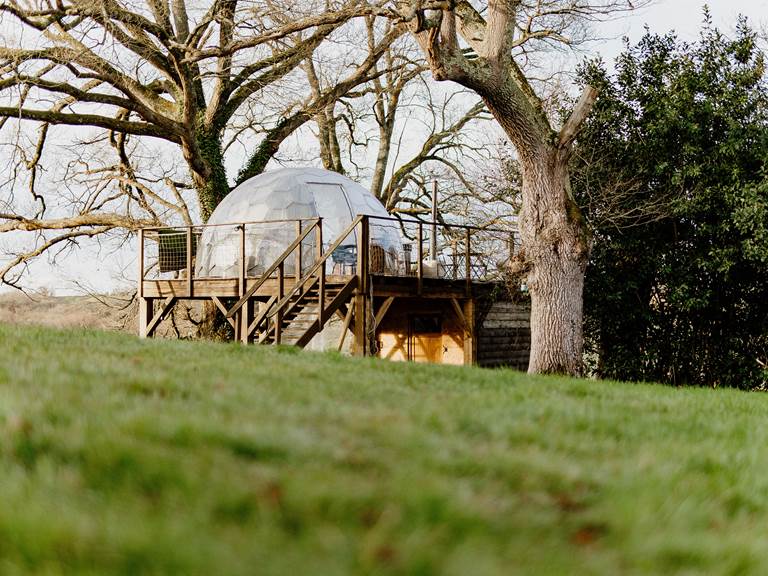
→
(194, 167, 402, 278)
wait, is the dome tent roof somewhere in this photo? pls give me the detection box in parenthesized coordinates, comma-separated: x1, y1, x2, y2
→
(195, 167, 401, 278)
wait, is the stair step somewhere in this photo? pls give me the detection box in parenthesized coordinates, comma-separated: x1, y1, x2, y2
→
(252, 276, 354, 349)
(282, 323, 316, 331)
(284, 309, 318, 318)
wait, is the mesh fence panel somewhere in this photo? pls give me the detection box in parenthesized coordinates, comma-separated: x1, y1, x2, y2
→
(143, 228, 201, 280)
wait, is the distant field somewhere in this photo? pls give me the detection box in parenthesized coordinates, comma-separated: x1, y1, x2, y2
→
(0, 292, 197, 337)
(1, 323, 767, 575)
(0, 292, 133, 332)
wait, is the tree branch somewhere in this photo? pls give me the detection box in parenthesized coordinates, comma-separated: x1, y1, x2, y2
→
(558, 85, 599, 149)
(0, 107, 180, 142)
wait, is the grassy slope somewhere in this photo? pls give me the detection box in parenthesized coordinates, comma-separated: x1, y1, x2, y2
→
(1, 324, 767, 575)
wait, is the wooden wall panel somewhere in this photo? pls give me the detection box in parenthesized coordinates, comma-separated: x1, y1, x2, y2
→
(477, 302, 531, 370)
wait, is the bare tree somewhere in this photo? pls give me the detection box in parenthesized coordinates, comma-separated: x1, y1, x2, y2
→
(398, 0, 652, 375)
(0, 0, 397, 289)
(301, 15, 493, 214)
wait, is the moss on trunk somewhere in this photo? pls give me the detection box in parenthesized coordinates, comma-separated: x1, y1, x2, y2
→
(194, 124, 230, 222)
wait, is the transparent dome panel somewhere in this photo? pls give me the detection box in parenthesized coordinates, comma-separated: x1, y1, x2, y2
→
(195, 168, 403, 278)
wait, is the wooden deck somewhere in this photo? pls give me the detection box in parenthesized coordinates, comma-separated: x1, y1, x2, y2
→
(137, 215, 516, 364)
(141, 274, 499, 300)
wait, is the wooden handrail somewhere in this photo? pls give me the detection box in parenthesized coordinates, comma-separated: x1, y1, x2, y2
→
(141, 216, 322, 232)
(361, 214, 516, 234)
(138, 228, 145, 296)
(267, 215, 363, 318)
(226, 218, 320, 318)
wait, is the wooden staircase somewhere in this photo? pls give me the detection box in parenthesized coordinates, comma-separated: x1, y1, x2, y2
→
(257, 278, 357, 347)
(225, 216, 364, 349)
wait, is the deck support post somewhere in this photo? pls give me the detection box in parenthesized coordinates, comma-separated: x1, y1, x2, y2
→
(352, 216, 370, 357)
(144, 296, 176, 338)
(462, 298, 477, 365)
(239, 299, 252, 344)
(139, 297, 153, 338)
(352, 291, 368, 356)
(137, 228, 150, 338)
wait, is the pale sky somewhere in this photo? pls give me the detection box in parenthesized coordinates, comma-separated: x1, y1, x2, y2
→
(602, 1, 768, 57)
(3, 0, 768, 295)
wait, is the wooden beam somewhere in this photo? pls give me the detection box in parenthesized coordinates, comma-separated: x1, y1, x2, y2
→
(211, 296, 237, 330)
(186, 226, 193, 297)
(248, 294, 277, 336)
(234, 310, 242, 342)
(417, 221, 423, 295)
(356, 215, 369, 293)
(450, 298, 468, 333)
(374, 296, 395, 328)
(465, 228, 471, 296)
(337, 301, 355, 352)
(316, 220, 324, 325)
(352, 291, 367, 356)
(239, 224, 246, 297)
(463, 298, 477, 365)
(296, 220, 303, 276)
(275, 262, 284, 345)
(145, 295, 176, 337)
(240, 298, 252, 344)
(335, 303, 356, 336)
(138, 228, 145, 298)
(138, 297, 153, 338)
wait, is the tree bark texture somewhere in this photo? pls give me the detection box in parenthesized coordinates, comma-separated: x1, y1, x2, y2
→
(518, 150, 588, 375)
(488, 86, 590, 375)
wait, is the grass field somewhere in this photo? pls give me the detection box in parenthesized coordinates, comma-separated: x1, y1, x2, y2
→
(1, 323, 768, 575)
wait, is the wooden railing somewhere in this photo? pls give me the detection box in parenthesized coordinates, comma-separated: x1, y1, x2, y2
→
(229, 216, 363, 344)
(225, 218, 321, 318)
(139, 215, 518, 291)
(138, 215, 517, 345)
(265, 215, 364, 326)
(363, 215, 517, 292)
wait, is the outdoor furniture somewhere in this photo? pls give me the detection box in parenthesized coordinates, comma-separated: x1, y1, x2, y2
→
(401, 243, 412, 276)
(370, 244, 386, 274)
(332, 244, 356, 275)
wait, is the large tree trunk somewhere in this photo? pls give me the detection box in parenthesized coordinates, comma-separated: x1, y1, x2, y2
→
(185, 125, 235, 340)
(189, 127, 230, 222)
(518, 149, 589, 374)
